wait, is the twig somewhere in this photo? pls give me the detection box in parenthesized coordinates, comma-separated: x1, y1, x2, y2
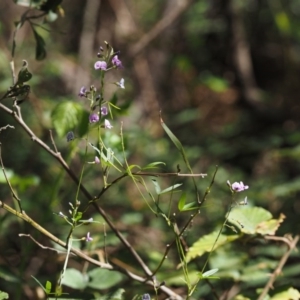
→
(0, 124, 15, 133)
(128, 0, 191, 57)
(257, 235, 299, 300)
(49, 129, 58, 153)
(0, 143, 23, 211)
(0, 103, 181, 299)
(19, 233, 73, 255)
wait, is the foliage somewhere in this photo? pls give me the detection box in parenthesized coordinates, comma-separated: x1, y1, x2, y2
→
(0, 1, 300, 300)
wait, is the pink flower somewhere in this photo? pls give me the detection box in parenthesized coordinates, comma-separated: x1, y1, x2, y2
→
(227, 180, 249, 192)
(94, 61, 107, 70)
(85, 232, 93, 242)
(111, 55, 122, 68)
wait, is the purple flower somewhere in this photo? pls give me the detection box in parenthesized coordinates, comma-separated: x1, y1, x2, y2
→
(78, 86, 87, 97)
(95, 156, 100, 164)
(111, 55, 123, 68)
(85, 232, 93, 242)
(89, 113, 99, 123)
(94, 61, 107, 70)
(101, 106, 108, 116)
(227, 180, 249, 192)
(104, 119, 113, 129)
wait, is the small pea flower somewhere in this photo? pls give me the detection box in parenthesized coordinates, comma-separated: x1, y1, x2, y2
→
(78, 86, 87, 97)
(94, 61, 107, 70)
(85, 232, 93, 242)
(95, 156, 100, 164)
(89, 113, 99, 123)
(58, 212, 66, 218)
(104, 119, 113, 129)
(115, 78, 125, 89)
(112, 55, 123, 68)
(227, 180, 249, 192)
(101, 106, 108, 116)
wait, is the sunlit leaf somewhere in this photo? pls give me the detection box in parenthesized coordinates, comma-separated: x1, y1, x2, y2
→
(202, 268, 219, 278)
(51, 101, 88, 138)
(178, 192, 186, 211)
(228, 207, 280, 235)
(61, 268, 88, 290)
(142, 162, 166, 170)
(87, 268, 123, 290)
(151, 179, 161, 194)
(93, 288, 125, 300)
(0, 291, 9, 300)
(270, 287, 300, 300)
(159, 183, 182, 195)
(185, 231, 239, 263)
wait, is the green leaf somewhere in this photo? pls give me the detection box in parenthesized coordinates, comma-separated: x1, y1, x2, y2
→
(61, 268, 88, 290)
(160, 116, 201, 202)
(270, 287, 300, 300)
(142, 162, 166, 170)
(185, 231, 239, 263)
(0, 266, 19, 283)
(32, 27, 46, 60)
(45, 281, 52, 294)
(151, 179, 161, 194)
(228, 206, 275, 235)
(178, 192, 186, 211)
(159, 183, 182, 195)
(87, 268, 123, 290)
(202, 268, 219, 278)
(16, 60, 32, 85)
(181, 201, 199, 211)
(94, 288, 125, 300)
(51, 101, 88, 138)
(0, 291, 9, 300)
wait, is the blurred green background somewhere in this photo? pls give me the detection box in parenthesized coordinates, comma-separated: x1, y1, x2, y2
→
(1, 0, 300, 299)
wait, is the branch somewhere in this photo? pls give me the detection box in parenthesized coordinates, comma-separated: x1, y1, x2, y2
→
(128, 0, 192, 57)
(257, 235, 299, 300)
(0, 102, 184, 298)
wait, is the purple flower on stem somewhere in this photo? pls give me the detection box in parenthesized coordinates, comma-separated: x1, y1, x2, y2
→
(227, 180, 249, 192)
(85, 232, 93, 242)
(94, 61, 107, 70)
(101, 106, 108, 116)
(95, 156, 100, 164)
(78, 86, 87, 97)
(104, 119, 113, 129)
(89, 113, 99, 123)
(112, 55, 123, 68)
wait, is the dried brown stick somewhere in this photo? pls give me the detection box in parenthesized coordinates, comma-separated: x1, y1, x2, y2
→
(257, 235, 299, 300)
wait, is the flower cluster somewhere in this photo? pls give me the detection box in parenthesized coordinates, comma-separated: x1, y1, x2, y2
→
(227, 181, 249, 192)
